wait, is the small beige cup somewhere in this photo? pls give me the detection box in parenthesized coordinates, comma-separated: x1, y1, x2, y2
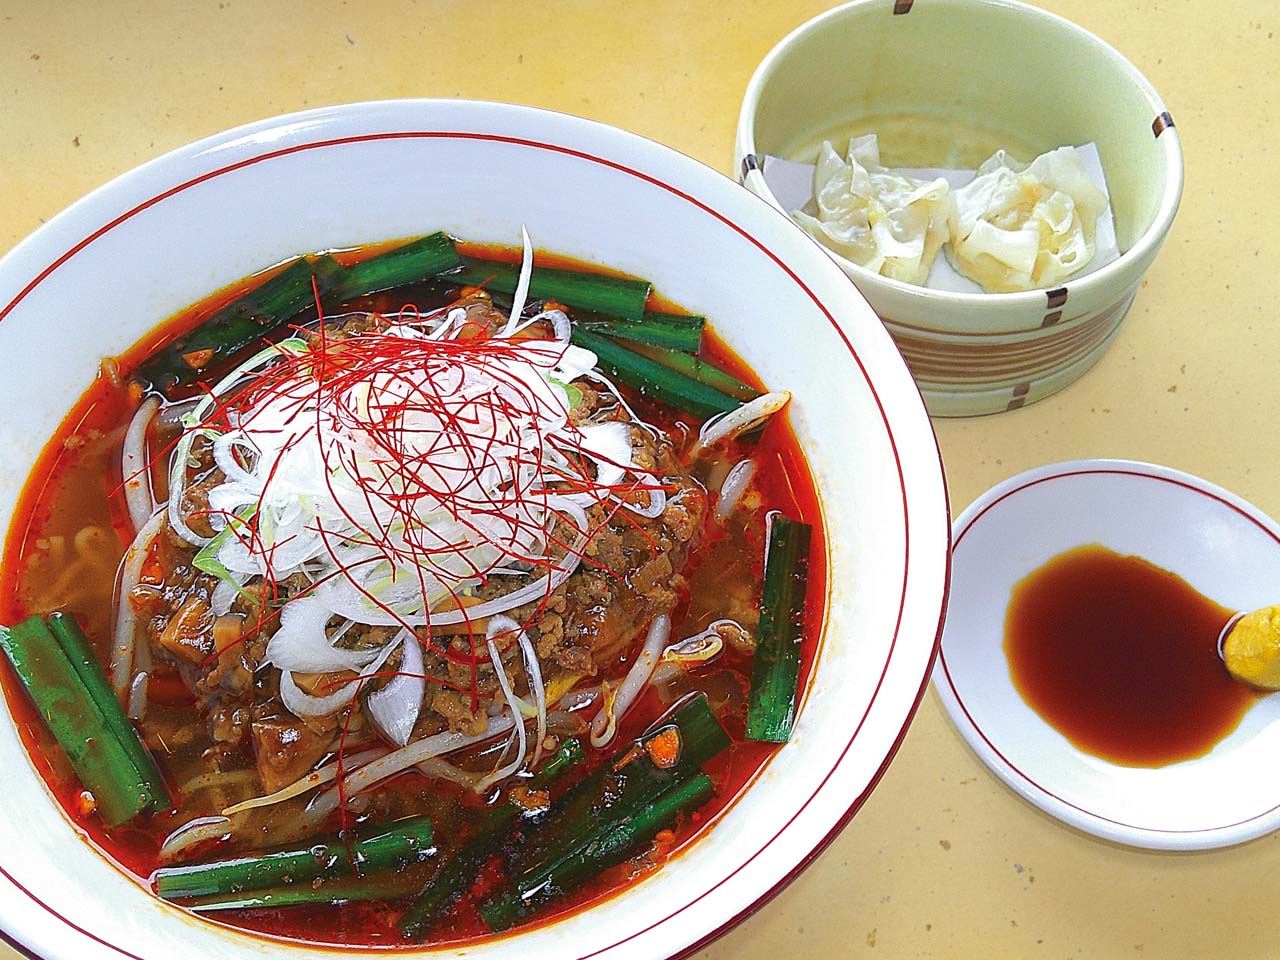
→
(735, 0, 1183, 416)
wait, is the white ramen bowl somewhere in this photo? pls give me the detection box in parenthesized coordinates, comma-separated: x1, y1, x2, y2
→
(0, 101, 949, 959)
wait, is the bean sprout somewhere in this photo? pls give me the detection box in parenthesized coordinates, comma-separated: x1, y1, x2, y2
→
(158, 816, 233, 861)
(220, 748, 386, 817)
(590, 614, 672, 748)
(715, 458, 756, 520)
(475, 627, 528, 792)
(110, 509, 167, 696)
(305, 716, 515, 823)
(694, 391, 791, 454)
(121, 396, 159, 533)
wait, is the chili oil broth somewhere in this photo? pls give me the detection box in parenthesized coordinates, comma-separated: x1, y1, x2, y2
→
(0, 243, 826, 947)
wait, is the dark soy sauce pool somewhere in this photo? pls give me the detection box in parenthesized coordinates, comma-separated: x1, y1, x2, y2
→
(1004, 544, 1261, 767)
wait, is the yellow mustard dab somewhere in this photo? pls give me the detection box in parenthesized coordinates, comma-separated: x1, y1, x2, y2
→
(1223, 606, 1280, 689)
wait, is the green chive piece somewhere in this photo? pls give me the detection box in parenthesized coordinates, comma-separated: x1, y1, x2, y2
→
(0, 616, 155, 825)
(155, 815, 435, 900)
(448, 257, 651, 321)
(569, 327, 743, 419)
(582, 311, 705, 353)
(501, 695, 727, 888)
(325, 232, 462, 305)
(480, 773, 714, 932)
(623, 339, 760, 402)
(187, 870, 426, 912)
(746, 515, 813, 743)
(138, 254, 343, 390)
(398, 737, 585, 940)
(46, 612, 170, 812)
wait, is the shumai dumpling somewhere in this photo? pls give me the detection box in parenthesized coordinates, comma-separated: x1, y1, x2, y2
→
(946, 146, 1108, 293)
(790, 135, 950, 286)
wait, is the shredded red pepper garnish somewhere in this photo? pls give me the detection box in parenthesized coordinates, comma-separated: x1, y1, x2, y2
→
(167, 298, 671, 838)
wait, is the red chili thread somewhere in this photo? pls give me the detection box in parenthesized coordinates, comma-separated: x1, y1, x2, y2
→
(173, 312, 670, 820)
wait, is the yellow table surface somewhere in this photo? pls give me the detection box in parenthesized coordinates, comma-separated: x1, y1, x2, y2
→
(2, 1, 1277, 957)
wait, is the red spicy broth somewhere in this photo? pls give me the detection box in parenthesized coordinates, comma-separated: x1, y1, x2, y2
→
(0, 238, 826, 947)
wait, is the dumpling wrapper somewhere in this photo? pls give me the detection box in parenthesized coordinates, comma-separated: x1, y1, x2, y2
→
(946, 146, 1109, 293)
(791, 135, 951, 286)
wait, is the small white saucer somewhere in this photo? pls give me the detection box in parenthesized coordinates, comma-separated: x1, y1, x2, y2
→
(933, 459, 1280, 850)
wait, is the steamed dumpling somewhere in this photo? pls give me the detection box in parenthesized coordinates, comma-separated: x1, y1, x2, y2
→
(791, 135, 950, 286)
(946, 146, 1108, 293)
